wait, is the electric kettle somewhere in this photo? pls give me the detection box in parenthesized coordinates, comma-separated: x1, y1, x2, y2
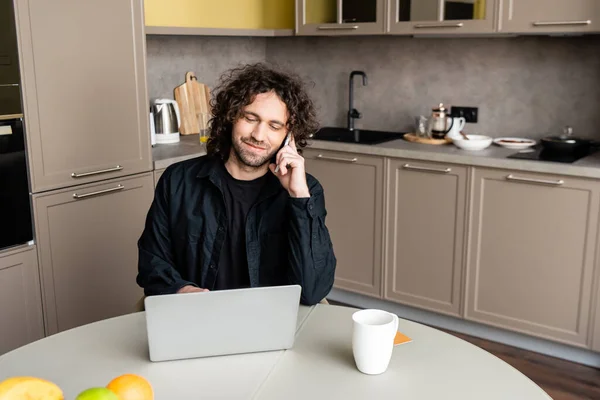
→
(150, 99, 181, 144)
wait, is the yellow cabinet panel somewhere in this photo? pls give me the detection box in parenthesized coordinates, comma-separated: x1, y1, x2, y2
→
(144, 0, 294, 29)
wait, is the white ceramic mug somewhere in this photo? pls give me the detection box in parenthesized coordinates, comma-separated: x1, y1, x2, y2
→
(446, 117, 467, 140)
(352, 309, 399, 375)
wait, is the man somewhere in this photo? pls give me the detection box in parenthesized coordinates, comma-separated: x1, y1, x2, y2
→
(136, 63, 336, 306)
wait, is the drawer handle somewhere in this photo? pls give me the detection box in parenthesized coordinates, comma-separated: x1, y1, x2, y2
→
(414, 23, 464, 29)
(0, 83, 19, 87)
(71, 165, 123, 178)
(317, 25, 359, 30)
(317, 154, 358, 163)
(506, 174, 564, 186)
(73, 184, 124, 199)
(402, 164, 451, 174)
(533, 20, 591, 27)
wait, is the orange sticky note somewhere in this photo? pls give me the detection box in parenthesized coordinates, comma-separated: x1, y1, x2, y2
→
(394, 331, 412, 346)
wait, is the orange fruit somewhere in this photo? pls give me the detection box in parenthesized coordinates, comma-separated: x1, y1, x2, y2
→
(0, 376, 63, 400)
(106, 374, 153, 400)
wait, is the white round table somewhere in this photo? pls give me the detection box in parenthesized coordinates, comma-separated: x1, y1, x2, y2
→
(0, 304, 552, 399)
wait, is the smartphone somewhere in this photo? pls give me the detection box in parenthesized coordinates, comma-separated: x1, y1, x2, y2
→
(273, 132, 292, 173)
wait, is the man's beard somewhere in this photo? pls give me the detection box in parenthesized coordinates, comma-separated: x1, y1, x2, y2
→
(232, 137, 277, 168)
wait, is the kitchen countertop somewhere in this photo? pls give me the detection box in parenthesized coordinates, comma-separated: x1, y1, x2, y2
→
(152, 134, 207, 170)
(151, 133, 600, 180)
(306, 137, 600, 180)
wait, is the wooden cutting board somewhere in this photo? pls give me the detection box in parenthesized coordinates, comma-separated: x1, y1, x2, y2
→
(174, 71, 211, 135)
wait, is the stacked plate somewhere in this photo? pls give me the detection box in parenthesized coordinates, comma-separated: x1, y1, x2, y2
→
(493, 137, 537, 150)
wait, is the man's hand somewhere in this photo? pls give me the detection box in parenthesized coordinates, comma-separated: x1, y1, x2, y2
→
(177, 285, 209, 294)
(269, 135, 310, 198)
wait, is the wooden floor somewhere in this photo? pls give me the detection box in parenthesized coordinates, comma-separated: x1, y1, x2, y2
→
(327, 300, 600, 399)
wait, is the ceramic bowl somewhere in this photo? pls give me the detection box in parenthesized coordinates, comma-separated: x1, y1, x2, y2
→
(452, 135, 493, 151)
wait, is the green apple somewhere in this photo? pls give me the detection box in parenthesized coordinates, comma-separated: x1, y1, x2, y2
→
(75, 387, 119, 400)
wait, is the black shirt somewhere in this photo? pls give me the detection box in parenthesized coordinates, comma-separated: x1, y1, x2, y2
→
(213, 164, 268, 290)
(136, 155, 337, 305)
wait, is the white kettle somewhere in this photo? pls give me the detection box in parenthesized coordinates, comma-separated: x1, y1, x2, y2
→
(150, 99, 181, 144)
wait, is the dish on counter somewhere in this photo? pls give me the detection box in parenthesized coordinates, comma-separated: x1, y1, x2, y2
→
(493, 137, 537, 150)
(452, 135, 493, 151)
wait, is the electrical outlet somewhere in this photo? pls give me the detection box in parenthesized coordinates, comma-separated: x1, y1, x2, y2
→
(451, 106, 478, 123)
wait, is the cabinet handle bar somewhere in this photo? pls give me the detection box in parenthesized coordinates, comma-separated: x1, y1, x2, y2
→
(73, 185, 125, 199)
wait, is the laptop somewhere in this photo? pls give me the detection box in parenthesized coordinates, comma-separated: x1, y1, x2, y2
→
(143, 284, 302, 362)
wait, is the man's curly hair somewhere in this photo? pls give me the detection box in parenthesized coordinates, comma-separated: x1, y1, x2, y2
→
(206, 63, 319, 161)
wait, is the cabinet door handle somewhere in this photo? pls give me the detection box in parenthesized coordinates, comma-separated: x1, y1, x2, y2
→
(533, 20, 591, 27)
(505, 174, 564, 186)
(414, 22, 464, 29)
(0, 83, 19, 87)
(71, 165, 123, 178)
(317, 154, 358, 163)
(73, 184, 124, 199)
(402, 164, 451, 174)
(317, 25, 359, 30)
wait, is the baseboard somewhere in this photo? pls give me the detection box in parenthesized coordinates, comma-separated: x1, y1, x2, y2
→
(327, 288, 600, 369)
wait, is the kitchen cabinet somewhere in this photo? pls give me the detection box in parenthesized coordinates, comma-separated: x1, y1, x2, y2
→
(154, 168, 165, 188)
(33, 173, 154, 335)
(145, 0, 295, 31)
(384, 159, 467, 317)
(13, 0, 151, 193)
(389, 0, 497, 34)
(592, 268, 600, 351)
(303, 148, 384, 297)
(296, 0, 386, 35)
(0, 245, 44, 355)
(465, 167, 600, 347)
(498, 0, 600, 34)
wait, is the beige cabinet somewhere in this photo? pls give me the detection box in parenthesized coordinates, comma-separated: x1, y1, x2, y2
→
(0, 245, 44, 355)
(296, 0, 386, 35)
(303, 148, 384, 297)
(466, 168, 600, 347)
(384, 159, 467, 317)
(592, 270, 600, 351)
(154, 168, 165, 187)
(33, 173, 154, 335)
(498, 0, 600, 34)
(14, 0, 151, 192)
(389, 0, 497, 34)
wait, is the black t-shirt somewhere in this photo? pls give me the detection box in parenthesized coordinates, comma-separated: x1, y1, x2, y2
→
(213, 165, 268, 290)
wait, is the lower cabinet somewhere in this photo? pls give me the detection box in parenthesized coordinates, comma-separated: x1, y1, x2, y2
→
(303, 149, 384, 297)
(592, 275, 600, 351)
(466, 168, 600, 347)
(384, 159, 467, 317)
(33, 172, 154, 335)
(0, 245, 45, 355)
(154, 168, 165, 187)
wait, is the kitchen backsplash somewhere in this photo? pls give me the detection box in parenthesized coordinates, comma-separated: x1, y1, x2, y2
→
(146, 35, 266, 102)
(146, 35, 600, 139)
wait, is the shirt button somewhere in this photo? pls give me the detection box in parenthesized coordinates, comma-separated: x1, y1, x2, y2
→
(209, 264, 216, 270)
(218, 227, 224, 232)
(308, 204, 314, 210)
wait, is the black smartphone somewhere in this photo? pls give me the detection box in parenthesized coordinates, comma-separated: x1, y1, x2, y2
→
(273, 132, 292, 172)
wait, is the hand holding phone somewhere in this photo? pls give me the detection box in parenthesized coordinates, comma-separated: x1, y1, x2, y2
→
(273, 132, 292, 174)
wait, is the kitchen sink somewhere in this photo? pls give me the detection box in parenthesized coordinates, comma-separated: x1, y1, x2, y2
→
(310, 127, 406, 145)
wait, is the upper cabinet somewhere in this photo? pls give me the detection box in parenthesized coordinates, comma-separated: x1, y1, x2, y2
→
(14, 0, 152, 192)
(498, 0, 600, 34)
(389, 0, 496, 34)
(145, 0, 295, 34)
(296, 0, 386, 35)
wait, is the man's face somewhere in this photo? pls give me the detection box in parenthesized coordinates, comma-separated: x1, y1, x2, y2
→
(230, 91, 289, 168)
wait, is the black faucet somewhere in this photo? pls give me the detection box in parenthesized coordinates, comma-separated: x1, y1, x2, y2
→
(348, 70, 367, 132)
